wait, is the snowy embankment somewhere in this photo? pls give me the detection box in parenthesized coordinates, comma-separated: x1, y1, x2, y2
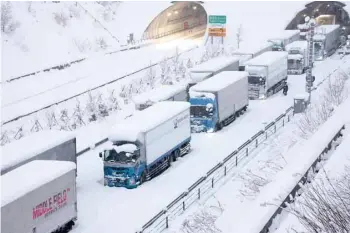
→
(1, 1, 169, 81)
(273, 125, 350, 233)
(216, 98, 350, 233)
(165, 58, 350, 233)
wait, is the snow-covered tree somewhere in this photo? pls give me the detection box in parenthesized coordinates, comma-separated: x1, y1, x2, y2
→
(45, 110, 59, 130)
(71, 99, 85, 129)
(96, 93, 109, 118)
(236, 24, 243, 49)
(59, 109, 71, 130)
(86, 91, 98, 122)
(186, 59, 194, 69)
(107, 89, 121, 112)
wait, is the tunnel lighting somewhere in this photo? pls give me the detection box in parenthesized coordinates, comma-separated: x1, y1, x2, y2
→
(174, 10, 178, 14)
(193, 6, 197, 10)
(167, 12, 172, 17)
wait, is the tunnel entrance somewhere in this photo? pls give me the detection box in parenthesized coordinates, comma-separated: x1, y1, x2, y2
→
(142, 1, 207, 43)
(286, 1, 350, 34)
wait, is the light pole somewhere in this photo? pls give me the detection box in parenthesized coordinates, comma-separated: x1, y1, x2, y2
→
(305, 16, 316, 104)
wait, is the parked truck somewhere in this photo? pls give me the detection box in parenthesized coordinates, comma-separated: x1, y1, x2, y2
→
(268, 30, 300, 51)
(244, 51, 288, 99)
(313, 24, 341, 60)
(231, 42, 273, 71)
(189, 71, 249, 133)
(1, 130, 76, 175)
(188, 56, 239, 87)
(99, 101, 191, 188)
(285, 40, 310, 75)
(133, 83, 188, 110)
(1, 160, 77, 233)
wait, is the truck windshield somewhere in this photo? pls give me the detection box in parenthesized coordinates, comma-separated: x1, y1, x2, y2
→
(248, 76, 265, 85)
(190, 105, 213, 118)
(288, 59, 301, 69)
(104, 145, 140, 164)
(314, 42, 323, 58)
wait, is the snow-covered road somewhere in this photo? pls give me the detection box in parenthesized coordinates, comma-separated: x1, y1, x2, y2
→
(71, 54, 350, 233)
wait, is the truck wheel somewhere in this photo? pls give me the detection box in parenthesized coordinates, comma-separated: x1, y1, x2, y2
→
(215, 123, 222, 131)
(140, 172, 147, 185)
(173, 149, 180, 161)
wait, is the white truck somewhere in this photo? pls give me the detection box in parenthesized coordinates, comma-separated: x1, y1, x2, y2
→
(244, 51, 288, 99)
(1, 160, 77, 233)
(231, 42, 273, 71)
(285, 40, 310, 75)
(189, 71, 249, 133)
(132, 83, 188, 110)
(313, 24, 341, 60)
(99, 101, 191, 188)
(268, 30, 300, 51)
(1, 130, 76, 175)
(188, 56, 239, 87)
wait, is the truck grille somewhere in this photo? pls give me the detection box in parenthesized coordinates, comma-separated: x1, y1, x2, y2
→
(248, 85, 260, 99)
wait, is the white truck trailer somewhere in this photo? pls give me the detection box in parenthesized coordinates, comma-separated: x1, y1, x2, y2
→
(313, 24, 341, 60)
(132, 83, 188, 110)
(189, 71, 249, 133)
(1, 160, 77, 233)
(99, 101, 191, 188)
(268, 30, 300, 51)
(1, 130, 76, 175)
(244, 51, 288, 99)
(231, 42, 273, 70)
(285, 40, 310, 75)
(188, 56, 239, 87)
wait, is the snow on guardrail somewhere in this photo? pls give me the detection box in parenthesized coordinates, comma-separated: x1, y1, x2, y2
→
(135, 106, 294, 233)
(216, 97, 350, 233)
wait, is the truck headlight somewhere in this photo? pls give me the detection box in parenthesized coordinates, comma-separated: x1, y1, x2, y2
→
(128, 177, 136, 185)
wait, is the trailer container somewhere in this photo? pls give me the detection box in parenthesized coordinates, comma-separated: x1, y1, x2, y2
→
(231, 42, 273, 70)
(1, 130, 76, 175)
(268, 30, 300, 51)
(1, 160, 77, 233)
(133, 83, 187, 110)
(313, 24, 341, 60)
(189, 71, 249, 133)
(99, 101, 191, 188)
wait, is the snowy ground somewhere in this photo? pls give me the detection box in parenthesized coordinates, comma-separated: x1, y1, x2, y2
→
(68, 53, 350, 233)
(165, 64, 350, 233)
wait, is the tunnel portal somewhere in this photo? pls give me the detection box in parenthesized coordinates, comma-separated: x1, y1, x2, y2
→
(142, 1, 207, 42)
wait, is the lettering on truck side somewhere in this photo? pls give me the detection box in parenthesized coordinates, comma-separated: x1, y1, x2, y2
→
(32, 188, 70, 220)
(173, 114, 190, 129)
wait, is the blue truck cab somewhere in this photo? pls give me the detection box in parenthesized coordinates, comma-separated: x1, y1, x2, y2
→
(189, 92, 218, 133)
(99, 101, 192, 189)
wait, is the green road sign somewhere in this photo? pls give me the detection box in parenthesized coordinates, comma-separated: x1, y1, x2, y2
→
(209, 15, 226, 24)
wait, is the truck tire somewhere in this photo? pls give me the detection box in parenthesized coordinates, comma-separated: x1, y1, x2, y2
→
(173, 149, 180, 161)
(140, 172, 147, 185)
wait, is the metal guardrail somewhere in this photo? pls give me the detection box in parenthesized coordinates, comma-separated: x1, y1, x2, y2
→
(136, 106, 294, 233)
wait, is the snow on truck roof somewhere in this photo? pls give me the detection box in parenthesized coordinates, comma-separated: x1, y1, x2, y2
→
(132, 83, 187, 105)
(189, 56, 239, 73)
(244, 51, 288, 66)
(190, 71, 248, 92)
(1, 130, 75, 172)
(285, 40, 308, 50)
(232, 42, 272, 56)
(108, 101, 190, 142)
(1, 160, 76, 207)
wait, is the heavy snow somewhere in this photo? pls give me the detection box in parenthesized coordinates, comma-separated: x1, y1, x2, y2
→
(189, 56, 239, 73)
(70, 53, 350, 233)
(244, 51, 288, 67)
(108, 101, 190, 143)
(189, 71, 248, 92)
(217, 98, 350, 233)
(1, 160, 76, 207)
(1, 130, 75, 173)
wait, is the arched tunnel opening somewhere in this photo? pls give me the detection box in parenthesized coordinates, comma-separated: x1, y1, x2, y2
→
(142, 1, 207, 44)
(286, 1, 350, 35)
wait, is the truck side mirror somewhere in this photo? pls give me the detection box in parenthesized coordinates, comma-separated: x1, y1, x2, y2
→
(99, 152, 103, 158)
